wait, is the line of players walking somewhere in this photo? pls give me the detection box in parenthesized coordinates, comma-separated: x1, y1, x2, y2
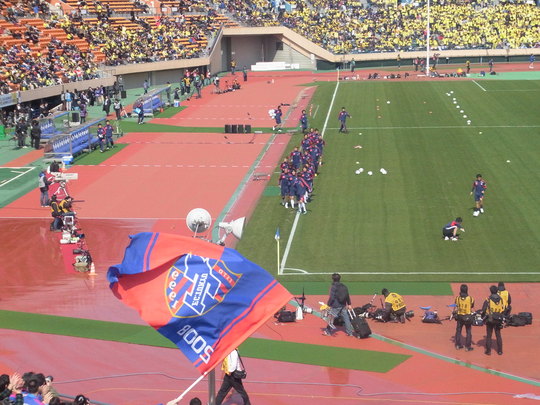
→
(278, 115, 325, 215)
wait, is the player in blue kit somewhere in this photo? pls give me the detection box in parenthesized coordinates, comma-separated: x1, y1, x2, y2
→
(273, 105, 283, 131)
(308, 145, 321, 174)
(300, 165, 314, 201)
(299, 110, 308, 133)
(301, 132, 311, 151)
(288, 172, 299, 210)
(338, 107, 351, 133)
(289, 147, 302, 170)
(280, 157, 291, 173)
(470, 174, 487, 217)
(442, 217, 465, 241)
(294, 174, 309, 214)
(284, 170, 297, 209)
(278, 169, 289, 206)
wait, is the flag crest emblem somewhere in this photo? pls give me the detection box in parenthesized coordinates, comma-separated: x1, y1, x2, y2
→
(166, 254, 241, 318)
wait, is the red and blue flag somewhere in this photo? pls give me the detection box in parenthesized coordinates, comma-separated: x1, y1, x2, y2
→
(107, 232, 292, 374)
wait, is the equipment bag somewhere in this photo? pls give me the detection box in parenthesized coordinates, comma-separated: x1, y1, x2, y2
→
(472, 313, 484, 326)
(371, 308, 387, 322)
(518, 312, 533, 325)
(348, 309, 371, 338)
(276, 310, 296, 323)
(232, 353, 247, 379)
(507, 314, 528, 327)
(458, 314, 474, 326)
(487, 312, 504, 326)
(354, 304, 374, 317)
(422, 311, 441, 324)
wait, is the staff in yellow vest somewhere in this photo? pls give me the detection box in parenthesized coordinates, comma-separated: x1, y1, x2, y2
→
(498, 282, 512, 316)
(382, 288, 407, 323)
(481, 285, 506, 356)
(454, 284, 474, 351)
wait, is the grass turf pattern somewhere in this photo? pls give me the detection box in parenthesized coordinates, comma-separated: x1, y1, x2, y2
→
(282, 281, 452, 296)
(0, 166, 39, 209)
(238, 80, 540, 282)
(73, 143, 128, 165)
(153, 106, 187, 118)
(0, 310, 408, 373)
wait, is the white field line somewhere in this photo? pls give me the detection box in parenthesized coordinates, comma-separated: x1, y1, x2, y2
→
(279, 79, 341, 275)
(485, 89, 540, 92)
(281, 269, 540, 275)
(0, 167, 35, 188)
(327, 124, 540, 130)
(472, 80, 487, 92)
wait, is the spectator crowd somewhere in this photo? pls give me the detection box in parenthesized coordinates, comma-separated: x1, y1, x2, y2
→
(0, 372, 91, 405)
(217, 0, 540, 54)
(2, 0, 540, 94)
(60, 13, 216, 65)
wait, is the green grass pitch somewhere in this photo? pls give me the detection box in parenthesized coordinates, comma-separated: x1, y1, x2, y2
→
(237, 79, 540, 282)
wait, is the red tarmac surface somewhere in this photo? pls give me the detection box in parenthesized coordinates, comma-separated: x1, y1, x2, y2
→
(1, 67, 539, 405)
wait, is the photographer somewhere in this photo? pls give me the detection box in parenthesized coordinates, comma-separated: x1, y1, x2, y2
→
(382, 288, 407, 323)
(50, 195, 63, 231)
(215, 349, 250, 405)
(454, 284, 474, 351)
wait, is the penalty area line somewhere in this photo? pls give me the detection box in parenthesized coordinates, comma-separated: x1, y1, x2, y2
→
(328, 124, 540, 130)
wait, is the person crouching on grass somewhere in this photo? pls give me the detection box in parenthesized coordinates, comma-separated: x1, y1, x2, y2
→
(442, 217, 465, 241)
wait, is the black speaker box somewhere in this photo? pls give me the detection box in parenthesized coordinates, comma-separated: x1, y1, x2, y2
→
(231, 124, 238, 133)
(276, 310, 296, 323)
(237, 124, 244, 134)
(71, 112, 80, 122)
(224, 124, 231, 133)
(121, 90, 127, 99)
(245, 124, 252, 133)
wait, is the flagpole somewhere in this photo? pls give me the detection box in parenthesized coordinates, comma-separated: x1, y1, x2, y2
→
(275, 227, 281, 275)
(277, 238, 281, 275)
(208, 370, 216, 405)
(167, 372, 207, 405)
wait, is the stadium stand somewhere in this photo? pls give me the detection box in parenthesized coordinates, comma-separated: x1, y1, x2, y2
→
(2, 0, 540, 96)
(216, 0, 540, 53)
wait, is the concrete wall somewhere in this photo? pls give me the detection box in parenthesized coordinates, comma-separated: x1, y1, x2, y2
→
(229, 36, 265, 70)
(209, 30, 224, 76)
(17, 76, 116, 104)
(263, 35, 314, 69)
